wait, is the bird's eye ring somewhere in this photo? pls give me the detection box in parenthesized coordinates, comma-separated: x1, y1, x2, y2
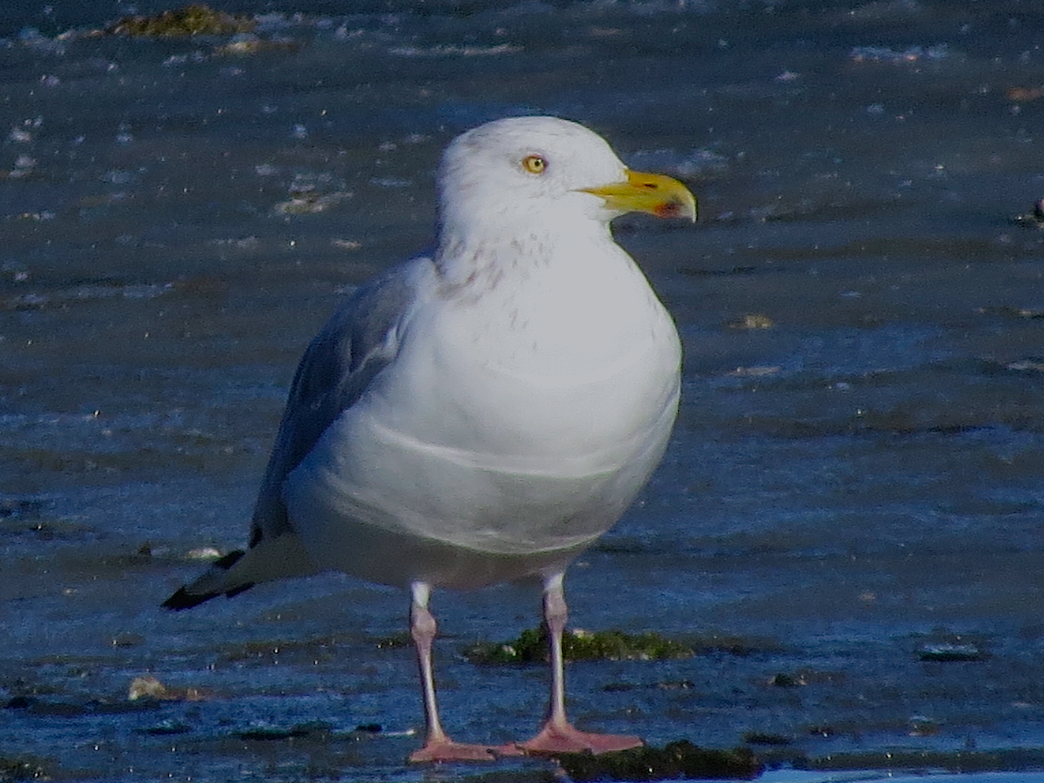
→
(522, 154, 547, 175)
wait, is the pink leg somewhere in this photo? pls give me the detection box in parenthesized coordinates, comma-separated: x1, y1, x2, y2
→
(407, 582, 522, 763)
(518, 573, 644, 756)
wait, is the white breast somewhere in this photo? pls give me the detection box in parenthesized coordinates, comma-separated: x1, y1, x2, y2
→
(284, 237, 680, 587)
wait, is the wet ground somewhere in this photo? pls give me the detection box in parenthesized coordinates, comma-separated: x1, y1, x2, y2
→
(3, 0, 1044, 780)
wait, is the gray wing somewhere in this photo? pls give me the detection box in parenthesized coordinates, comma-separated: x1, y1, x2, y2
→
(160, 258, 431, 611)
(248, 256, 432, 547)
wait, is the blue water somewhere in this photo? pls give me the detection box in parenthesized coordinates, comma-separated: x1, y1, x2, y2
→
(3, 1, 1044, 781)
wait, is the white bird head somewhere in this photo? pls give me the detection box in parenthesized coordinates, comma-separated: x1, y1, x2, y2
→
(436, 116, 696, 245)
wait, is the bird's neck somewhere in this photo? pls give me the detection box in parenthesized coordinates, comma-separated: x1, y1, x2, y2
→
(426, 217, 666, 382)
(432, 217, 613, 296)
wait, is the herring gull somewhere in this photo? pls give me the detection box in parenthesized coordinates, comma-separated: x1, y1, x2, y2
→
(164, 116, 697, 762)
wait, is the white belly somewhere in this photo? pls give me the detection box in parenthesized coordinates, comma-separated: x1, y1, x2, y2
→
(284, 246, 681, 589)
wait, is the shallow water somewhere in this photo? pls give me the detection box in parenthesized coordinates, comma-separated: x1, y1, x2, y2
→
(3, 1, 1044, 781)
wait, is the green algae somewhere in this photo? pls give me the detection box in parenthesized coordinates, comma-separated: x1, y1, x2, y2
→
(104, 4, 255, 37)
(235, 721, 335, 741)
(0, 754, 50, 781)
(463, 627, 780, 665)
(554, 741, 762, 781)
(464, 627, 694, 665)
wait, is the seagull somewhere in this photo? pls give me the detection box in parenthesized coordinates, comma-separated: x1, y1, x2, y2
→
(163, 116, 696, 762)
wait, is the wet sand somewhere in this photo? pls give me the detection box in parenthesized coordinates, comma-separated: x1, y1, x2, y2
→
(2, 1, 1044, 780)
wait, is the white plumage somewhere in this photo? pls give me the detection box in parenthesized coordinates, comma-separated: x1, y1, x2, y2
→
(165, 116, 696, 762)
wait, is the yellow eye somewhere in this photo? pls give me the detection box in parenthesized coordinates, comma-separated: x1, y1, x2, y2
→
(522, 154, 547, 175)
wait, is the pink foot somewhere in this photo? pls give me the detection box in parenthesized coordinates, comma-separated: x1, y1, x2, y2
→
(409, 738, 524, 763)
(518, 722, 643, 756)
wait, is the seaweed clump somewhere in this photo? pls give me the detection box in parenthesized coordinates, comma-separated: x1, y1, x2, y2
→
(105, 4, 255, 37)
(464, 627, 693, 665)
(0, 754, 51, 781)
(554, 741, 763, 781)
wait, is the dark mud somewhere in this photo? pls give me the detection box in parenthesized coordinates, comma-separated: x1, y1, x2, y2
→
(3, 1, 1044, 781)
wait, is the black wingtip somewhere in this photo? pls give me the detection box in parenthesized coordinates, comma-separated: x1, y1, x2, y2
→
(161, 549, 249, 611)
(162, 587, 217, 611)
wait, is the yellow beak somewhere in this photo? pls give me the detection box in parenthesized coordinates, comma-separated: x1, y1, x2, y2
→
(581, 169, 697, 222)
